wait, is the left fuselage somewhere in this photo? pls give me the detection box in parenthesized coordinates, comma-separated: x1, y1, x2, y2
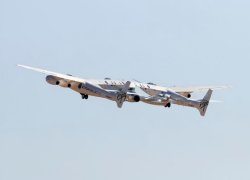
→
(46, 75, 141, 103)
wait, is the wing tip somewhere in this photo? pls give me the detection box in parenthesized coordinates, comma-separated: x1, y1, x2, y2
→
(17, 64, 28, 68)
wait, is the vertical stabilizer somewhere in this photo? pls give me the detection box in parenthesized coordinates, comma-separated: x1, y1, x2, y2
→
(197, 89, 213, 116)
(115, 81, 131, 108)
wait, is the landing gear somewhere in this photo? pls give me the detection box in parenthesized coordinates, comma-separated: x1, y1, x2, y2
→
(81, 94, 89, 99)
(164, 103, 171, 108)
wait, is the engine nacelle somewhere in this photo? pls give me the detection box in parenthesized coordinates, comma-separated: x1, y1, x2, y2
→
(178, 92, 191, 98)
(46, 75, 68, 88)
(127, 94, 141, 102)
(46, 75, 58, 85)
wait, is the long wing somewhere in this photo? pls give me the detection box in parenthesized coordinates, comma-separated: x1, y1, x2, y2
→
(17, 64, 86, 83)
(18, 64, 228, 96)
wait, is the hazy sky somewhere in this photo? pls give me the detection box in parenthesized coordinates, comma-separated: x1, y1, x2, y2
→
(1, 0, 250, 180)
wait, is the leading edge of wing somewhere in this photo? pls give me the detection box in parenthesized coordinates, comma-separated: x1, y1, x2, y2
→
(17, 64, 86, 83)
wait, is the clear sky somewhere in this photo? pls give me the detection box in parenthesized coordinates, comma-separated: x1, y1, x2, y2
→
(1, 0, 250, 179)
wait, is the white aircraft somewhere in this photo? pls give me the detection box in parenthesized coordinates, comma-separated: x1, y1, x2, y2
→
(18, 64, 227, 116)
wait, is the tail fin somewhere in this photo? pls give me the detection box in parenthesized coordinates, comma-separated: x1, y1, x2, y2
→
(115, 81, 131, 108)
(197, 89, 213, 116)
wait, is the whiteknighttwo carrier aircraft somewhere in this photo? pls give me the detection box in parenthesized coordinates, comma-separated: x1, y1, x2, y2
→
(18, 65, 227, 116)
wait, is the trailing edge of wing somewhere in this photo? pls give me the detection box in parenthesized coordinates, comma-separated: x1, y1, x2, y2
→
(17, 64, 86, 83)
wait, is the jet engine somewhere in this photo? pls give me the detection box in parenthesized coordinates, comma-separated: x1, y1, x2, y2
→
(46, 75, 68, 88)
(127, 94, 141, 102)
(178, 92, 191, 98)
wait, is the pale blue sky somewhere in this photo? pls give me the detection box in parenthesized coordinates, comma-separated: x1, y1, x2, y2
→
(1, 0, 250, 180)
